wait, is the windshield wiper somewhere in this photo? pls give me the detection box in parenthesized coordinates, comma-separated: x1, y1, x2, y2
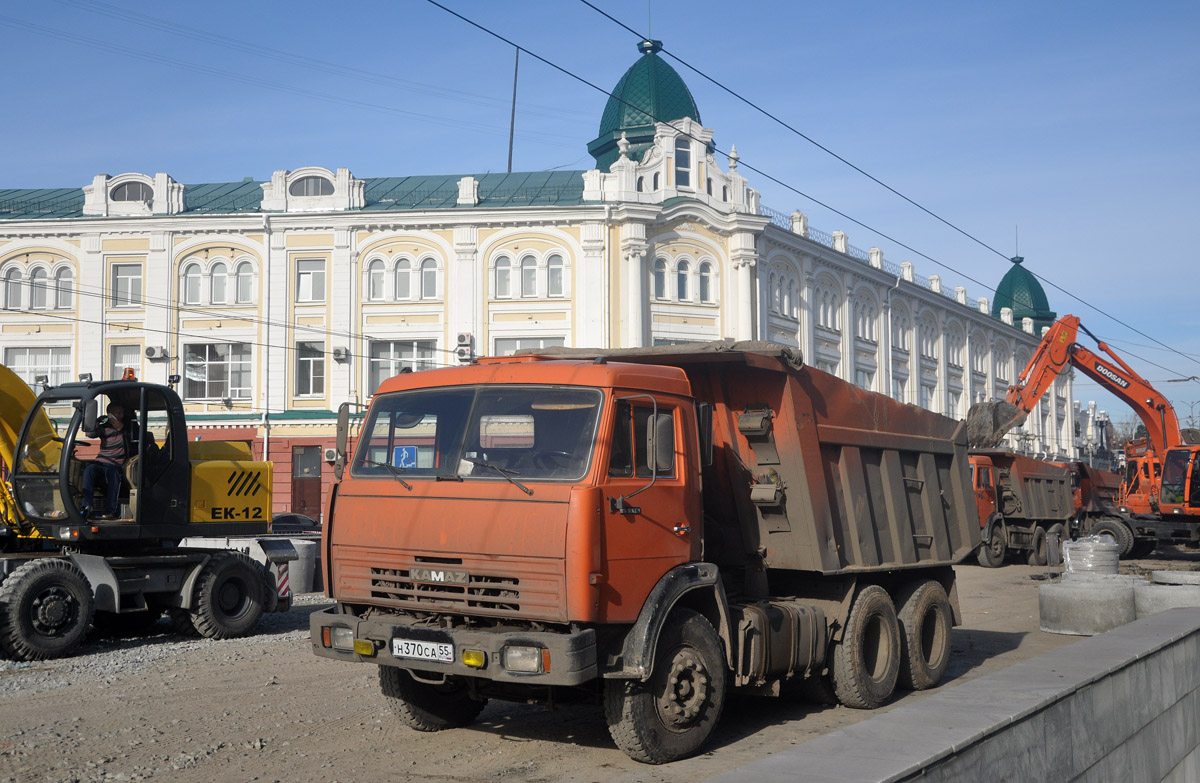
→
(463, 457, 533, 496)
(363, 459, 413, 491)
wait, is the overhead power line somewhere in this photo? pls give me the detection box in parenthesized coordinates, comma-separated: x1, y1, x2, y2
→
(571, 0, 1200, 374)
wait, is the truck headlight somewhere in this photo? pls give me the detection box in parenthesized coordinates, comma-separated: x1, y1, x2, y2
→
(502, 645, 548, 673)
(330, 626, 355, 652)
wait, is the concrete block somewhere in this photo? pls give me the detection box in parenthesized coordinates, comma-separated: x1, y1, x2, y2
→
(1039, 582, 1135, 636)
(1134, 584, 1200, 619)
(1151, 570, 1200, 585)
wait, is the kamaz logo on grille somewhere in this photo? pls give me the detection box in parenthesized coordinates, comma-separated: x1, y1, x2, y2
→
(227, 470, 264, 497)
(1094, 363, 1130, 389)
(410, 567, 470, 585)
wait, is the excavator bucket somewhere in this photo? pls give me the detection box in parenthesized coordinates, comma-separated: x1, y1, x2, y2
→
(966, 400, 1028, 449)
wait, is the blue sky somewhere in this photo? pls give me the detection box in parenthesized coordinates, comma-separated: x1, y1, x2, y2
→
(2, 0, 1198, 430)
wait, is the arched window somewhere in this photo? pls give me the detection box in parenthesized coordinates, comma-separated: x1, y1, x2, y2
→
(182, 263, 202, 305)
(520, 255, 537, 298)
(787, 279, 797, 318)
(677, 260, 690, 300)
(674, 138, 691, 188)
(494, 257, 510, 298)
(636, 177, 644, 193)
(721, 185, 728, 201)
(288, 176, 334, 196)
(235, 262, 254, 303)
(653, 259, 667, 300)
(652, 173, 660, 191)
(420, 259, 437, 299)
(706, 178, 713, 196)
(55, 267, 73, 309)
(547, 255, 564, 297)
(111, 181, 152, 202)
(770, 273, 781, 314)
(699, 262, 713, 303)
(209, 262, 227, 305)
(367, 259, 386, 301)
(395, 259, 411, 300)
(28, 268, 48, 309)
(3, 269, 19, 310)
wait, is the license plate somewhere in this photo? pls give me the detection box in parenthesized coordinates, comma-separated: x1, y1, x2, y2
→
(392, 637, 454, 663)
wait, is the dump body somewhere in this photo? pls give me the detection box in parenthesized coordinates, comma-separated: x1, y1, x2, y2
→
(637, 346, 978, 576)
(312, 341, 979, 763)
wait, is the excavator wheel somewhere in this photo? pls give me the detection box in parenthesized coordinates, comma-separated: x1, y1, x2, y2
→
(0, 558, 95, 661)
(189, 552, 267, 639)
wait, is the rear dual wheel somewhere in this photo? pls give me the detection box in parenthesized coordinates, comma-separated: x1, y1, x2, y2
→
(895, 580, 953, 691)
(831, 585, 901, 709)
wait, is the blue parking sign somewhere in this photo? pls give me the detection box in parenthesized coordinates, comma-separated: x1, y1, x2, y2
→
(392, 445, 418, 469)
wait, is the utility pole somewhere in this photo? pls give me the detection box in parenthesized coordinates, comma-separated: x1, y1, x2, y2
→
(507, 48, 519, 173)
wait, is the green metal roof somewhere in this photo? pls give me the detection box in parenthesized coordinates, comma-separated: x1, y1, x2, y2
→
(589, 40, 702, 171)
(0, 171, 587, 221)
(991, 256, 1056, 329)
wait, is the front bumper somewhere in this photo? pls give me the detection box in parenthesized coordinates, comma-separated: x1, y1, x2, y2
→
(309, 607, 597, 686)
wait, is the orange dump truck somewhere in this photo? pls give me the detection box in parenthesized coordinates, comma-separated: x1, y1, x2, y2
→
(310, 342, 978, 763)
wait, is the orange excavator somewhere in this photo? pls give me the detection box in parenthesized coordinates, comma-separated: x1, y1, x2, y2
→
(967, 314, 1200, 546)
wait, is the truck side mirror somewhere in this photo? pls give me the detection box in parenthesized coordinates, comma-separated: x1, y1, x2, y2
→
(647, 413, 674, 474)
(334, 403, 350, 479)
(82, 399, 98, 433)
(696, 402, 713, 468)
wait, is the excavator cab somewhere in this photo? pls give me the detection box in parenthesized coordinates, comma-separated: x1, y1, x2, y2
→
(10, 379, 191, 545)
(1159, 448, 1200, 515)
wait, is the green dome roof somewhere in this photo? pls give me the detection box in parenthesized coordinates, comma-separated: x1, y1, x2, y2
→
(992, 256, 1057, 329)
(587, 40, 702, 171)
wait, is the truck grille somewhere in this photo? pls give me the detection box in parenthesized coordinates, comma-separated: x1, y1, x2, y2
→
(336, 551, 566, 622)
(370, 568, 522, 612)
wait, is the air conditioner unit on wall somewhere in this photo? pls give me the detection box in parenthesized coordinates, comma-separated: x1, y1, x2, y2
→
(455, 332, 475, 363)
(145, 346, 168, 360)
(332, 346, 349, 362)
(323, 447, 338, 463)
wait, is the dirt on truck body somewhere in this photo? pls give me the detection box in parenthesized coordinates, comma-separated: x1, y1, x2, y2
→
(312, 341, 979, 763)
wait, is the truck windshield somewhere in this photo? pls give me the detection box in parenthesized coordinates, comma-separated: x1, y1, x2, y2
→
(1160, 450, 1191, 505)
(351, 385, 603, 482)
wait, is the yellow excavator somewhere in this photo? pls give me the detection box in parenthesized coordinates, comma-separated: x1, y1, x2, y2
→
(0, 365, 297, 661)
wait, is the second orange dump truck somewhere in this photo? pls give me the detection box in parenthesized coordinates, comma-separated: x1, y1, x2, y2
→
(311, 342, 978, 763)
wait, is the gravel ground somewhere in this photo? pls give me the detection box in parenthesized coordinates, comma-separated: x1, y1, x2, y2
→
(1, 551, 1195, 783)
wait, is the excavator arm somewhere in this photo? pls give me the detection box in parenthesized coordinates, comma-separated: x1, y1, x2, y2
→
(966, 314, 1185, 453)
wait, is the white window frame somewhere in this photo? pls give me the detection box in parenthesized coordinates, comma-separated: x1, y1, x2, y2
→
(547, 254, 564, 298)
(520, 255, 537, 299)
(494, 336, 566, 356)
(367, 259, 387, 301)
(235, 261, 255, 304)
(183, 342, 252, 400)
(368, 340, 437, 395)
(55, 267, 74, 309)
(295, 258, 326, 304)
(420, 258, 437, 300)
(296, 341, 325, 397)
(395, 259, 412, 300)
(210, 261, 228, 305)
(109, 344, 142, 382)
(674, 138, 691, 189)
(111, 263, 143, 308)
(28, 267, 48, 310)
(5, 346, 71, 387)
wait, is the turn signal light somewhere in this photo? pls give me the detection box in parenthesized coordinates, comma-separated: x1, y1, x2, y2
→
(353, 639, 375, 656)
(462, 649, 487, 669)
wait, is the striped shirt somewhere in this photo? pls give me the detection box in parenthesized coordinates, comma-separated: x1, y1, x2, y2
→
(94, 423, 127, 466)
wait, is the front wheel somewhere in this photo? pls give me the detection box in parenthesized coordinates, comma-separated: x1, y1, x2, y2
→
(976, 523, 1007, 568)
(1092, 519, 1134, 558)
(0, 558, 95, 661)
(604, 608, 727, 764)
(379, 667, 487, 731)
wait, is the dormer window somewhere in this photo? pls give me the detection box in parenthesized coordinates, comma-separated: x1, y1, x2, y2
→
(674, 138, 691, 189)
(289, 176, 334, 197)
(111, 181, 153, 202)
